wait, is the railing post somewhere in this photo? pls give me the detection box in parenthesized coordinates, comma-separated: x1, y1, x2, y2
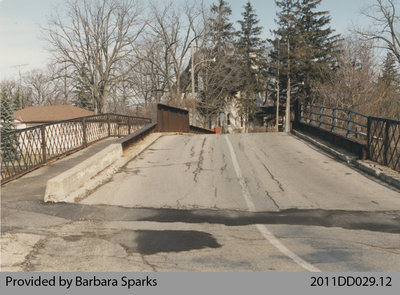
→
(293, 100, 299, 128)
(300, 103, 304, 122)
(346, 111, 353, 138)
(40, 125, 46, 163)
(367, 117, 371, 160)
(331, 108, 336, 132)
(319, 106, 323, 127)
(117, 119, 120, 138)
(384, 121, 389, 166)
(128, 117, 131, 134)
(107, 114, 111, 137)
(82, 118, 87, 146)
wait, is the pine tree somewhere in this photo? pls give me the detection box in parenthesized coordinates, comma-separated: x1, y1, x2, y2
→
(296, 0, 340, 100)
(1, 91, 18, 161)
(235, 1, 267, 126)
(381, 52, 400, 88)
(269, 0, 340, 103)
(209, 0, 235, 53)
(269, 0, 300, 105)
(72, 82, 95, 112)
(72, 66, 95, 112)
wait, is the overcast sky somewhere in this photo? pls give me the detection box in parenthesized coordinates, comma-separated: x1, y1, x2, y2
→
(0, 0, 376, 80)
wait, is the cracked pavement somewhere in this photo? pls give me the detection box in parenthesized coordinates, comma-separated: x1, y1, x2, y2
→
(2, 133, 400, 271)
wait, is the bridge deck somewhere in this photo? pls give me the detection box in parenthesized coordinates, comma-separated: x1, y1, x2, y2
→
(2, 133, 400, 272)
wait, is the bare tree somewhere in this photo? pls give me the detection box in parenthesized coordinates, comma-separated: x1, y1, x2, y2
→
(314, 36, 400, 119)
(43, 0, 145, 113)
(130, 38, 169, 106)
(357, 0, 400, 63)
(46, 63, 75, 105)
(136, 1, 207, 104)
(24, 70, 58, 106)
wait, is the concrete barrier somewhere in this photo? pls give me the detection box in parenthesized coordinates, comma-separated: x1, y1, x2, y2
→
(44, 132, 162, 203)
(44, 143, 123, 203)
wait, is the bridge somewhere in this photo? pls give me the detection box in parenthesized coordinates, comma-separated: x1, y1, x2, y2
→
(1, 103, 400, 272)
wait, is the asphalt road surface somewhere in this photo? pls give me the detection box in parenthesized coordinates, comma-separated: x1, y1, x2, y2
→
(80, 133, 400, 271)
(2, 133, 400, 271)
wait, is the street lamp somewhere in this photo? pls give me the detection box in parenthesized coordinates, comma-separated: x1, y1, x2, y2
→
(285, 41, 291, 133)
(275, 39, 280, 132)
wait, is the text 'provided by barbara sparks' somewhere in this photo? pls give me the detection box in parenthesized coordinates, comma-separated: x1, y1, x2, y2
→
(5, 275, 158, 290)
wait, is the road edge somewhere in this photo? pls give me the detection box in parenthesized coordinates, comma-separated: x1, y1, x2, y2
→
(292, 129, 400, 191)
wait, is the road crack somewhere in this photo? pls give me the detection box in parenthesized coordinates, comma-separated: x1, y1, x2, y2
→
(252, 152, 284, 192)
(265, 190, 280, 210)
(21, 238, 48, 271)
(140, 254, 157, 271)
(193, 138, 206, 182)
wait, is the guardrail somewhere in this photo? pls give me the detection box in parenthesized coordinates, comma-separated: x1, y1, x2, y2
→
(1, 114, 151, 183)
(297, 102, 399, 172)
(368, 117, 400, 172)
(299, 104, 368, 142)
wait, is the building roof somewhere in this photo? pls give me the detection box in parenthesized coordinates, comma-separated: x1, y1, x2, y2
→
(13, 105, 95, 123)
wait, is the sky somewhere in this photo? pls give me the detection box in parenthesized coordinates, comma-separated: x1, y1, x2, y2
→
(0, 0, 376, 80)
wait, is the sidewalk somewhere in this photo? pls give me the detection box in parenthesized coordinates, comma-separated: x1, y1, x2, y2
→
(1, 138, 118, 205)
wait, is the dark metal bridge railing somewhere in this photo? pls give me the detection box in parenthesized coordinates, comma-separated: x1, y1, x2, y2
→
(368, 117, 400, 172)
(1, 113, 151, 183)
(298, 102, 400, 172)
(300, 104, 368, 142)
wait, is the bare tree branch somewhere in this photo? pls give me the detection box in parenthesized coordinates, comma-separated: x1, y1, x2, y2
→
(43, 0, 145, 113)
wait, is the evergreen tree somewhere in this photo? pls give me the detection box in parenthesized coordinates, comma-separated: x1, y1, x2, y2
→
(235, 1, 267, 127)
(381, 52, 400, 88)
(269, 0, 300, 105)
(1, 92, 18, 161)
(296, 0, 340, 100)
(72, 66, 95, 112)
(209, 0, 235, 53)
(269, 0, 340, 104)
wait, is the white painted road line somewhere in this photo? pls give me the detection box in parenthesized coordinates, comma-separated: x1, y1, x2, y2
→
(224, 135, 321, 272)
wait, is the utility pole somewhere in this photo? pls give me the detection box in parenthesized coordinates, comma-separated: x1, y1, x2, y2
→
(275, 39, 280, 132)
(11, 64, 29, 109)
(191, 43, 195, 100)
(64, 61, 68, 103)
(285, 40, 291, 133)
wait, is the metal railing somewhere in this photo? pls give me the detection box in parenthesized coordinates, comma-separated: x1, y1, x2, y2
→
(300, 104, 368, 142)
(298, 102, 400, 172)
(1, 113, 151, 183)
(368, 117, 400, 172)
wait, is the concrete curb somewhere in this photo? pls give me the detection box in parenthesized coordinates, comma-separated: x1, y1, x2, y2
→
(44, 133, 163, 203)
(292, 129, 358, 164)
(355, 160, 400, 190)
(292, 129, 400, 190)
